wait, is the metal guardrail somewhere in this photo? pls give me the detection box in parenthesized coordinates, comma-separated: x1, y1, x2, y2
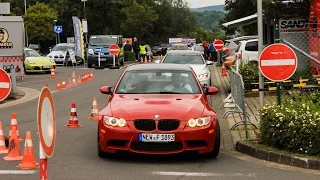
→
(219, 68, 257, 135)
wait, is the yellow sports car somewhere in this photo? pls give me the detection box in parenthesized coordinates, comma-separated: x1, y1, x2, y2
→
(24, 48, 56, 74)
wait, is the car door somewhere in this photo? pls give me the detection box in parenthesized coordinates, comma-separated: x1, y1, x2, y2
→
(243, 40, 258, 63)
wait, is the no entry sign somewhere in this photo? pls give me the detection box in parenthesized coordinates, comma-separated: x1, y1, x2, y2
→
(259, 43, 297, 82)
(109, 44, 120, 55)
(0, 69, 12, 102)
(213, 39, 224, 51)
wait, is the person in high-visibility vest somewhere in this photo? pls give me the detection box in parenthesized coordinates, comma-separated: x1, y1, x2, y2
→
(139, 41, 147, 61)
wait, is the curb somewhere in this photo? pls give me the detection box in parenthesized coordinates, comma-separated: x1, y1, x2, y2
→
(235, 140, 320, 170)
(0, 87, 40, 109)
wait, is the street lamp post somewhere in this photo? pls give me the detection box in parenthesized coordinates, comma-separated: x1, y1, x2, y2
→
(24, 0, 28, 47)
(54, 20, 57, 45)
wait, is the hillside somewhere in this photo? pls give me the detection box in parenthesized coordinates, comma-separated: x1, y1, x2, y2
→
(191, 5, 225, 12)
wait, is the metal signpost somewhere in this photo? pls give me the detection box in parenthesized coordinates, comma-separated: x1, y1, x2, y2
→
(109, 44, 120, 69)
(0, 69, 12, 102)
(214, 39, 224, 65)
(94, 48, 104, 69)
(37, 87, 56, 180)
(54, 25, 63, 44)
(259, 43, 297, 105)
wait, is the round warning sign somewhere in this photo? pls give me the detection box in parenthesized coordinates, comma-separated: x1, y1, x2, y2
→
(0, 69, 12, 102)
(37, 86, 56, 158)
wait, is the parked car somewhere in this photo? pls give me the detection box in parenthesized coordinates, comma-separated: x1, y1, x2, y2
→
(191, 43, 205, 56)
(155, 50, 213, 86)
(169, 43, 189, 51)
(98, 63, 220, 158)
(23, 48, 56, 74)
(47, 43, 83, 65)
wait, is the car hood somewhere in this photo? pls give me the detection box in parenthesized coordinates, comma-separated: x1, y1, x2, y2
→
(25, 57, 55, 65)
(105, 94, 206, 120)
(189, 64, 209, 75)
(47, 51, 67, 57)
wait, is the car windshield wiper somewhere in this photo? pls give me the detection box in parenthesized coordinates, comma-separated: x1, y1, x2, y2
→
(142, 91, 183, 94)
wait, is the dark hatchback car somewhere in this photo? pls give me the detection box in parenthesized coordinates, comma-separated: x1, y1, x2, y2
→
(152, 44, 169, 56)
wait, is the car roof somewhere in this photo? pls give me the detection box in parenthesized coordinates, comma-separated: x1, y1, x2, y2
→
(172, 43, 187, 46)
(24, 47, 33, 50)
(239, 38, 258, 44)
(167, 50, 201, 54)
(126, 63, 192, 71)
(56, 43, 75, 46)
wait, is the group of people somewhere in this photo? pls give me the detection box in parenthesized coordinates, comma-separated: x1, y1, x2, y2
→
(202, 40, 218, 62)
(119, 37, 151, 61)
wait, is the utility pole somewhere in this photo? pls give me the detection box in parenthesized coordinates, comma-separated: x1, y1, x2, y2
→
(24, 0, 28, 47)
(257, 0, 264, 107)
(54, 20, 57, 45)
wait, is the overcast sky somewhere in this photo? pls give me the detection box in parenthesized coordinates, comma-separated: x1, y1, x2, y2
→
(186, 0, 225, 8)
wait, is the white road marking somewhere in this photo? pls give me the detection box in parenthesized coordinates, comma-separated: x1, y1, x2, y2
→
(151, 171, 257, 177)
(261, 59, 295, 66)
(0, 170, 37, 174)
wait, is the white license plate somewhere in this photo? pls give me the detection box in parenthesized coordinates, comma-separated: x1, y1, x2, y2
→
(42, 66, 51, 68)
(139, 133, 175, 142)
(99, 58, 106, 61)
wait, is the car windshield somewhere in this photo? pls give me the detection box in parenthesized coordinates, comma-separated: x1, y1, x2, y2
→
(170, 44, 189, 50)
(25, 49, 41, 57)
(89, 36, 118, 45)
(194, 45, 204, 52)
(116, 70, 201, 94)
(52, 45, 75, 51)
(162, 53, 204, 64)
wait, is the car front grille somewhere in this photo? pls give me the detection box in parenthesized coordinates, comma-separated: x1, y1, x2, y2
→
(157, 119, 180, 131)
(134, 119, 156, 131)
(130, 142, 183, 152)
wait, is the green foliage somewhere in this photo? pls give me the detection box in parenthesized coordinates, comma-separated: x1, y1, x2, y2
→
(120, 0, 159, 41)
(23, 2, 58, 42)
(123, 51, 136, 62)
(238, 62, 259, 84)
(193, 11, 225, 31)
(259, 91, 320, 155)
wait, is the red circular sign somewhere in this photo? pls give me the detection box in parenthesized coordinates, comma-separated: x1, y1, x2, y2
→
(0, 69, 12, 102)
(37, 86, 56, 158)
(214, 39, 224, 51)
(259, 43, 297, 82)
(109, 44, 120, 55)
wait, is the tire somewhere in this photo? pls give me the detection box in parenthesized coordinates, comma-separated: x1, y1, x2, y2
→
(120, 57, 124, 66)
(97, 131, 110, 158)
(88, 64, 93, 68)
(202, 121, 220, 158)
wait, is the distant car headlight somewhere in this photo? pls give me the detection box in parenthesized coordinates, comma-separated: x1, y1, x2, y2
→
(27, 59, 35, 64)
(103, 116, 127, 127)
(187, 116, 211, 127)
(197, 73, 210, 80)
(88, 49, 94, 55)
(50, 59, 55, 63)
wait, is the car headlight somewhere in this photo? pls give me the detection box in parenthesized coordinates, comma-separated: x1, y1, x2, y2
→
(27, 59, 35, 64)
(103, 116, 127, 127)
(197, 73, 209, 80)
(88, 49, 94, 55)
(187, 116, 211, 127)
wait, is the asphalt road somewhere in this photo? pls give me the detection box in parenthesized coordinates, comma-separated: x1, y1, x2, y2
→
(0, 64, 319, 180)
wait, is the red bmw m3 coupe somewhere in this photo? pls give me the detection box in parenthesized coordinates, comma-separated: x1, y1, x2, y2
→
(98, 63, 220, 158)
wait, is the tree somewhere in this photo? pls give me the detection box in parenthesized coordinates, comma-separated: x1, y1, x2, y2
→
(23, 2, 58, 43)
(120, 0, 159, 41)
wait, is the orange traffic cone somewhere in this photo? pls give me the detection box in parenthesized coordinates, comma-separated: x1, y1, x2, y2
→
(72, 71, 76, 79)
(65, 102, 82, 128)
(67, 78, 72, 87)
(45, 83, 48, 87)
(144, 56, 147, 63)
(56, 81, 61, 91)
(77, 75, 82, 84)
(72, 76, 77, 85)
(88, 97, 99, 120)
(140, 56, 144, 63)
(89, 72, 94, 80)
(0, 122, 8, 154)
(8, 113, 22, 141)
(3, 126, 23, 161)
(61, 80, 66, 88)
(17, 131, 39, 169)
(221, 64, 227, 77)
(148, 57, 152, 63)
(50, 66, 56, 78)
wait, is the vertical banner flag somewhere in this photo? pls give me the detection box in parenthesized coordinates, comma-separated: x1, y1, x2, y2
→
(72, 16, 85, 60)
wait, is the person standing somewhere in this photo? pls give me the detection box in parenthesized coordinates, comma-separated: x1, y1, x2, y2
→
(139, 41, 147, 62)
(208, 41, 217, 62)
(132, 37, 140, 61)
(202, 40, 209, 60)
(123, 39, 132, 61)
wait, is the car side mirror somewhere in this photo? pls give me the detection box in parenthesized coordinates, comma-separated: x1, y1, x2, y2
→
(100, 86, 113, 95)
(206, 86, 219, 95)
(154, 60, 161, 63)
(206, 61, 214, 65)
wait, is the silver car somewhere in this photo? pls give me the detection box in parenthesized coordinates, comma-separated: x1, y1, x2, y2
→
(155, 50, 213, 86)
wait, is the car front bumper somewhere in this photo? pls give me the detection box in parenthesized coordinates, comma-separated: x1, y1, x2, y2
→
(24, 64, 55, 72)
(87, 56, 115, 66)
(98, 120, 217, 155)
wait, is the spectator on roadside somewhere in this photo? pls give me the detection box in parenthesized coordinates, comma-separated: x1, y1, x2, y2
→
(208, 41, 217, 62)
(202, 40, 209, 60)
(132, 37, 140, 61)
(123, 39, 132, 61)
(139, 41, 147, 61)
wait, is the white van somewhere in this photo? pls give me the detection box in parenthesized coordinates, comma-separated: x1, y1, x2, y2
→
(234, 39, 259, 64)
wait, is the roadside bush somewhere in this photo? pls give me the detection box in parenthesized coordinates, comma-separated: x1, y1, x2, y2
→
(238, 62, 259, 83)
(259, 91, 320, 155)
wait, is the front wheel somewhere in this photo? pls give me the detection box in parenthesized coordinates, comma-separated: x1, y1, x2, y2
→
(202, 121, 220, 158)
